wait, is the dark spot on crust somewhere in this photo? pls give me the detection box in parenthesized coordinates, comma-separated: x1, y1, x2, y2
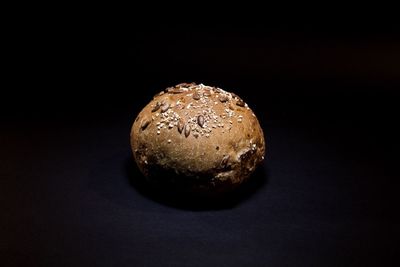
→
(229, 141, 239, 152)
(216, 146, 219, 150)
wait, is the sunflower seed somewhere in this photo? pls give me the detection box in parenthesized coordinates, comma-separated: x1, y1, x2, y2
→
(184, 124, 191, 137)
(161, 103, 170, 113)
(192, 92, 201, 100)
(167, 87, 184, 94)
(219, 95, 228, 102)
(176, 82, 193, 88)
(203, 89, 211, 96)
(236, 99, 245, 107)
(221, 155, 230, 167)
(177, 120, 184, 134)
(230, 92, 239, 99)
(197, 115, 204, 127)
(151, 102, 161, 112)
(140, 119, 151, 130)
(154, 91, 164, 98)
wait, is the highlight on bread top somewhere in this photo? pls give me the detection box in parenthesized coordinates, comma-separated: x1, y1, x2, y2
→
(130, 83, 265, 195)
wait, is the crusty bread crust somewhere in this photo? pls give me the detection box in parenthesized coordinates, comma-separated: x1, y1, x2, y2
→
(131, 83, 265, 194)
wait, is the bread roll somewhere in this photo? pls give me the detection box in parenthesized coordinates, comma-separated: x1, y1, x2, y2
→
(130, 83, 265, 195)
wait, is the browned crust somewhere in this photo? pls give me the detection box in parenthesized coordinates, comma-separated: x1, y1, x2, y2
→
(130, 83, 266, 193)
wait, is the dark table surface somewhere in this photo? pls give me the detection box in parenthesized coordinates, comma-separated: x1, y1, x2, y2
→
(2, 98, 399, 267)
(2, 25, 399, 266)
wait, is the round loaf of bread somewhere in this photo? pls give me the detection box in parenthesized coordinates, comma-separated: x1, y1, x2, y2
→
(130, 83, 265, 195)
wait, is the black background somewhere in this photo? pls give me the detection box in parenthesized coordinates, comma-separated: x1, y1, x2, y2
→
(1, 19, 400, 266)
